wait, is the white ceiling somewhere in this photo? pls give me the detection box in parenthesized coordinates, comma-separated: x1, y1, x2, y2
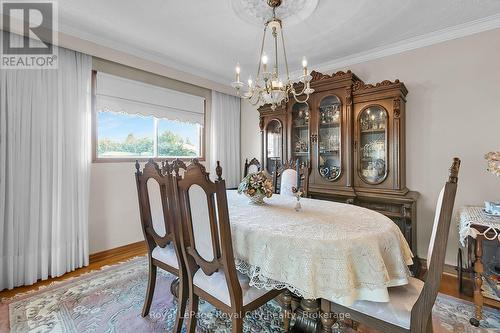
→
(56, 0, 500, 87)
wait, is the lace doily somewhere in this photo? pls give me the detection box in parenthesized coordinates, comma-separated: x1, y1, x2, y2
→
(458, 206, 500, 246)
(227, 190, 413, 305)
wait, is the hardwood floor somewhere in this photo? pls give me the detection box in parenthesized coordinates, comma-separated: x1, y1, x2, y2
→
(0, 241, 147, 300)
(0, 246, 495, 332)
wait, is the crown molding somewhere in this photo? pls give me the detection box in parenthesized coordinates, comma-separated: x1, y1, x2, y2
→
(57, 21, 235, 91)
(308, 13, 500, 74)
(4, 11, 500, 96)
(1, 13, 236, 95)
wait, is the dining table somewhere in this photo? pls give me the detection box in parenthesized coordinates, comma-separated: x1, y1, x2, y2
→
(225, 190, 414, 331)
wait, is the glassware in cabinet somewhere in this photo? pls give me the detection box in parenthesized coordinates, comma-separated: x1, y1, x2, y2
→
(265, 119, 283, 174)
(358, 106, 388, 184)
(318, 96, 342, 181)
(290, 102, 310, 166)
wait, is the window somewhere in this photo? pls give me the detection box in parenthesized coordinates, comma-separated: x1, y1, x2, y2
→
(93, 72, 205, 161)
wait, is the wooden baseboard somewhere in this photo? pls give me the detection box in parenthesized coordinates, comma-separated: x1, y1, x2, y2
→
(89, 241, 147, 263)
(419, 257, 458, 277)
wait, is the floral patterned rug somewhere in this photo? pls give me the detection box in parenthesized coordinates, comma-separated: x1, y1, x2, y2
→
(0, 257, 498, 333)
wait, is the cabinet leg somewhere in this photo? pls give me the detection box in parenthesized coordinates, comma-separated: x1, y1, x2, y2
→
(282, 290, 293, 332)
(472, 237, 484, 324)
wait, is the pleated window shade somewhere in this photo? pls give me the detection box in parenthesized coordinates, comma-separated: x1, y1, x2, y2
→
(95, 72, 205, 125)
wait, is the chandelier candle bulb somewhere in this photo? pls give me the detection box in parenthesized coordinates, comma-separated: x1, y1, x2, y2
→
(235, 63, 241, 82)
(262, 53, 269, 73)
(302, 56, 308, 76)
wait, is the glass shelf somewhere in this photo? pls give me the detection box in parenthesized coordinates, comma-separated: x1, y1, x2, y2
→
(291, 102, 310, 166)
(318, 96, 342, 181)
(266, 119, 283, 174)
(359, 106, 388, 184)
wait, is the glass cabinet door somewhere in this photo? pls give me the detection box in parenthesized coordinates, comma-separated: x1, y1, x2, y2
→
(358, 106, 388, 184)
(266, 119, 283, 174)
(318, 96, 342, 181)
(291, 102, 310, 166)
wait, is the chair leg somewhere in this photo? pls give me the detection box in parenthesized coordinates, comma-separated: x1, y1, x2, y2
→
(142, 263, 157, 317)
(231, 316, 244, 333)
(186, 293, 199, 333)
(172, 277, 188, 333)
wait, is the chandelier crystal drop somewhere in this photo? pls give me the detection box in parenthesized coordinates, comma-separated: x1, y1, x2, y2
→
(231, 0, 314, 110)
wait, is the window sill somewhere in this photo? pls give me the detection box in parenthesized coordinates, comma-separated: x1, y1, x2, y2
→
(92, 157, 205, 164)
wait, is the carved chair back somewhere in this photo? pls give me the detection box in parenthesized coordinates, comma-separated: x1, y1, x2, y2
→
(135, 159, 179, 254)
(411, 157, 460, 332)
(244, 158, 261, 177)
(273, 159, 311, 196)
(173, 160, 243, 306)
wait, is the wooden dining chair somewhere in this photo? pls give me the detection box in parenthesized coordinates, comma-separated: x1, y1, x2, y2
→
(320, 157, 461, 333)
(273, 159, 311, 197)
(173, 159, 282, 333)
(243, 157, 261, 177)
(135, 159, 187, 333)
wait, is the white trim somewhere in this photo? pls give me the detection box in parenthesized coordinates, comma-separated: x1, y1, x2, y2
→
(4, 12, 500, 90)
(1, 13, 236, 96)
(57, 12, 500, 87)
(292, 13, 500, 76)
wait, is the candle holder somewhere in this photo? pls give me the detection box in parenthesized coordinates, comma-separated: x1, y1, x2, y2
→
(292, 186, 303, 212)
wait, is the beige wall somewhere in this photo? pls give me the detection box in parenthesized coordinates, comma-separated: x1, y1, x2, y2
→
(89, 59, 212, 254)
(240, 101, 262, 176)
(240, 28, 500, 265)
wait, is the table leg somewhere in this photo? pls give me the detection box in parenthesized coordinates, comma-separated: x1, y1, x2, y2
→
(282, 290, 293, 332)
(293, 298, 320, 333)
(319, 299, 336, 333)
(470, 236, 484, 327)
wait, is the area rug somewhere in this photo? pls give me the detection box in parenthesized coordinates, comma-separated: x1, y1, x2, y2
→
(0, 257, 498, 333)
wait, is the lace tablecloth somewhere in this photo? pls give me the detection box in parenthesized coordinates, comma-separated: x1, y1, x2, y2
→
(458, 206, 500, 246)
(226, 190, 413, 306)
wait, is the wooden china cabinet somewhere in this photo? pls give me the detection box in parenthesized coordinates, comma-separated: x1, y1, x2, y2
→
(259, 70, 420, 271)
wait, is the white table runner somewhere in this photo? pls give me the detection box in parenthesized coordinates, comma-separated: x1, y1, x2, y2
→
(226, 190, 413, 306)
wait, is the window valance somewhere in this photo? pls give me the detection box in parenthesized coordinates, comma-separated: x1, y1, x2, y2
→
(96, 72, 205, 125)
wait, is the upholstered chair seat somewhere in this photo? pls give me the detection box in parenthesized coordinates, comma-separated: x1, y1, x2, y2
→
(273, 159, 311, 197)
(175, 160, 281, 333)
(135, 159, 187, 333)
(247, 164, 259, 175)
(244, 158, 261, 177)
(320, 158, 461, 333)
(280, 169, 298, 197)
(349, 277, 424, 329)
(193, 270, 269, 307)
(151, 245, 179, 269)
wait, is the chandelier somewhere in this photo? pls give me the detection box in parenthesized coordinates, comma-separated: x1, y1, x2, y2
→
(231, 0, 314, 110)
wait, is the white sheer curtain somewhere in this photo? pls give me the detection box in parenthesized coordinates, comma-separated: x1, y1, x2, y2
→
(210, 91, 241, 188)
(0, 34, 92, 290)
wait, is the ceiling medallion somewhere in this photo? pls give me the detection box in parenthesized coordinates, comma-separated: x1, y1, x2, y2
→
(231, 0, 319, 27)
(231, 0, 314, 110)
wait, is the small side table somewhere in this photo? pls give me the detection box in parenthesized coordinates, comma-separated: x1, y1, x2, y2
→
(458, 206, 500, 327)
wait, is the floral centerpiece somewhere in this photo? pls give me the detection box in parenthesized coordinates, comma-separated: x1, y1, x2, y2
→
(484, 151, 500, 215)
(237, 171, 273, 204)
(485, 151, 500, 177)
